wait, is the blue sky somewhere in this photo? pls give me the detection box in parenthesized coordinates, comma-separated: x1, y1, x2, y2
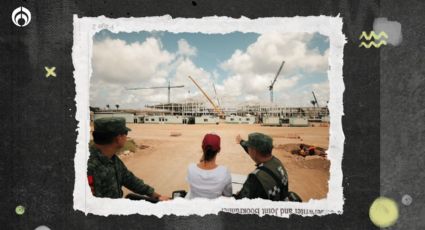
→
(94, 31, 262, 84)
(91, 30, 330, 109)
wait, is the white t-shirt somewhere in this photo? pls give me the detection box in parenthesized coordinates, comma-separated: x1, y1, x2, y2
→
(186, 163, 232, 199)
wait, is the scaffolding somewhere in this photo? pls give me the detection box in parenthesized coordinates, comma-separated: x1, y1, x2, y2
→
(144, 102, 329, 120)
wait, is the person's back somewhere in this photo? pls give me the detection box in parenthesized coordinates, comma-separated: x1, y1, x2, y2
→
(187, 163, 232, 199)
(234, 133, 289, 200)
(186, 133, 232, 199)
(250, 156, 288, 200)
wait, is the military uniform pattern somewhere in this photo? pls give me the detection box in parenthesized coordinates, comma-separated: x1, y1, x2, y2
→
(235, 141, 289, 200)
(87, 146, 154, 198)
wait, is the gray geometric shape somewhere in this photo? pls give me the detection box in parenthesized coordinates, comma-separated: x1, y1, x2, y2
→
(402, 194, 413, 206)
(34, 226, 51, 230)
(373, 17, 402, 46)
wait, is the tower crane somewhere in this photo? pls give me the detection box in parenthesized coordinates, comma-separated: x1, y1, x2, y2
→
(269, 60, 285, 103)
(126, 80, 184, 104)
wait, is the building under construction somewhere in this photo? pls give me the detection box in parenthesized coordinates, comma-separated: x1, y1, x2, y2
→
(142, 102, 329, 124)
(99, 60, 330, 126)
(145, 102, 327, 117)
(145, 102, 213, 117)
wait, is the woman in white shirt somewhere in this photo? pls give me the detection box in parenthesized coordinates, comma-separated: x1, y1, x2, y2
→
(186, 133, 232, 199)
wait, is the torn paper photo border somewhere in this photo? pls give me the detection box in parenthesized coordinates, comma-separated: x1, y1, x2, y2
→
(72, 15, 346, 217)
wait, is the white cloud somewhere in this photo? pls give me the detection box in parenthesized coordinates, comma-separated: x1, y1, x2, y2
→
(177, 39, 197, 57)
(244, 95, 259, 102)
(169, 58, 214, 102)
(267, 79, 329, 107)
(273, 74, 301, 91)
(212, 72, 302, 107)
(91, 37, 217, 108)
(222, 74, 242, 97)
(92, 37, 174, 84)
(221, 33, 329, 75)
(90, 33, 329, 109)
(216, 33, 329, 107)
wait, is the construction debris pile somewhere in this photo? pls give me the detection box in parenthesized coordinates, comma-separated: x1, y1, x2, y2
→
(276, 143, 327, 158)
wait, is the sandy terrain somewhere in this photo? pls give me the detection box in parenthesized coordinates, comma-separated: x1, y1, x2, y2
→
(120, 123, 330, 202)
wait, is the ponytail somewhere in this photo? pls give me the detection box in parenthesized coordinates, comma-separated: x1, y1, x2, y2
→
(203, 146, 218, 162)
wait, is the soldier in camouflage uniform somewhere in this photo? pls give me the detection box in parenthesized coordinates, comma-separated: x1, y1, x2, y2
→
(87, 117, 169, 201)
(234, 133, 289, 201)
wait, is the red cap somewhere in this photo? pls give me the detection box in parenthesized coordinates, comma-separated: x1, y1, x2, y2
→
(202, 133, 221, 152)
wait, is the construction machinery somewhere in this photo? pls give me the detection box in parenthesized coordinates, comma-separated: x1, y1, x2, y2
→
(309, 91, 324, 122)
(126, 80, 184, 104)
(188, 76, 225, 118)
(269, 60, 285, 103)
(311, 91, 320, 107)
(212, 82, 221, 107)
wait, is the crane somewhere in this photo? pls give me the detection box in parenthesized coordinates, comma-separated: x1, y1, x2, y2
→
(269, 60, 285, 103)
(126, 80, 184, 104)
(310, 91, 322, 119)
(311, 91, 320, 107)
(212, 82, 221, 107)
(188, 76, 225, 118)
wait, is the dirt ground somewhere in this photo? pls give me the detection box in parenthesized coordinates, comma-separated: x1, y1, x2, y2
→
(119, 123, 330, 202)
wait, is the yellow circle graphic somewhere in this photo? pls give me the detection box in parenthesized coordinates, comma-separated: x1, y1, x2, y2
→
(15, 205, 25, 215)
(369, 197, 399, 228)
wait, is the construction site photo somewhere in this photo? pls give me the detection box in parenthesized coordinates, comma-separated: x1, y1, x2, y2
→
(89, 30, 331, 202)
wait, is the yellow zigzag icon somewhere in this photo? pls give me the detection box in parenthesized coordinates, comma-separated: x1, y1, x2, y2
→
(359, 31, 388, 40)
(359, 40, 387, 48)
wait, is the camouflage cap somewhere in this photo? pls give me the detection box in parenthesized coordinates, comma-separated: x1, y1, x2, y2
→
(94, 117, 131, 134)
(245, 132, 273, 154)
